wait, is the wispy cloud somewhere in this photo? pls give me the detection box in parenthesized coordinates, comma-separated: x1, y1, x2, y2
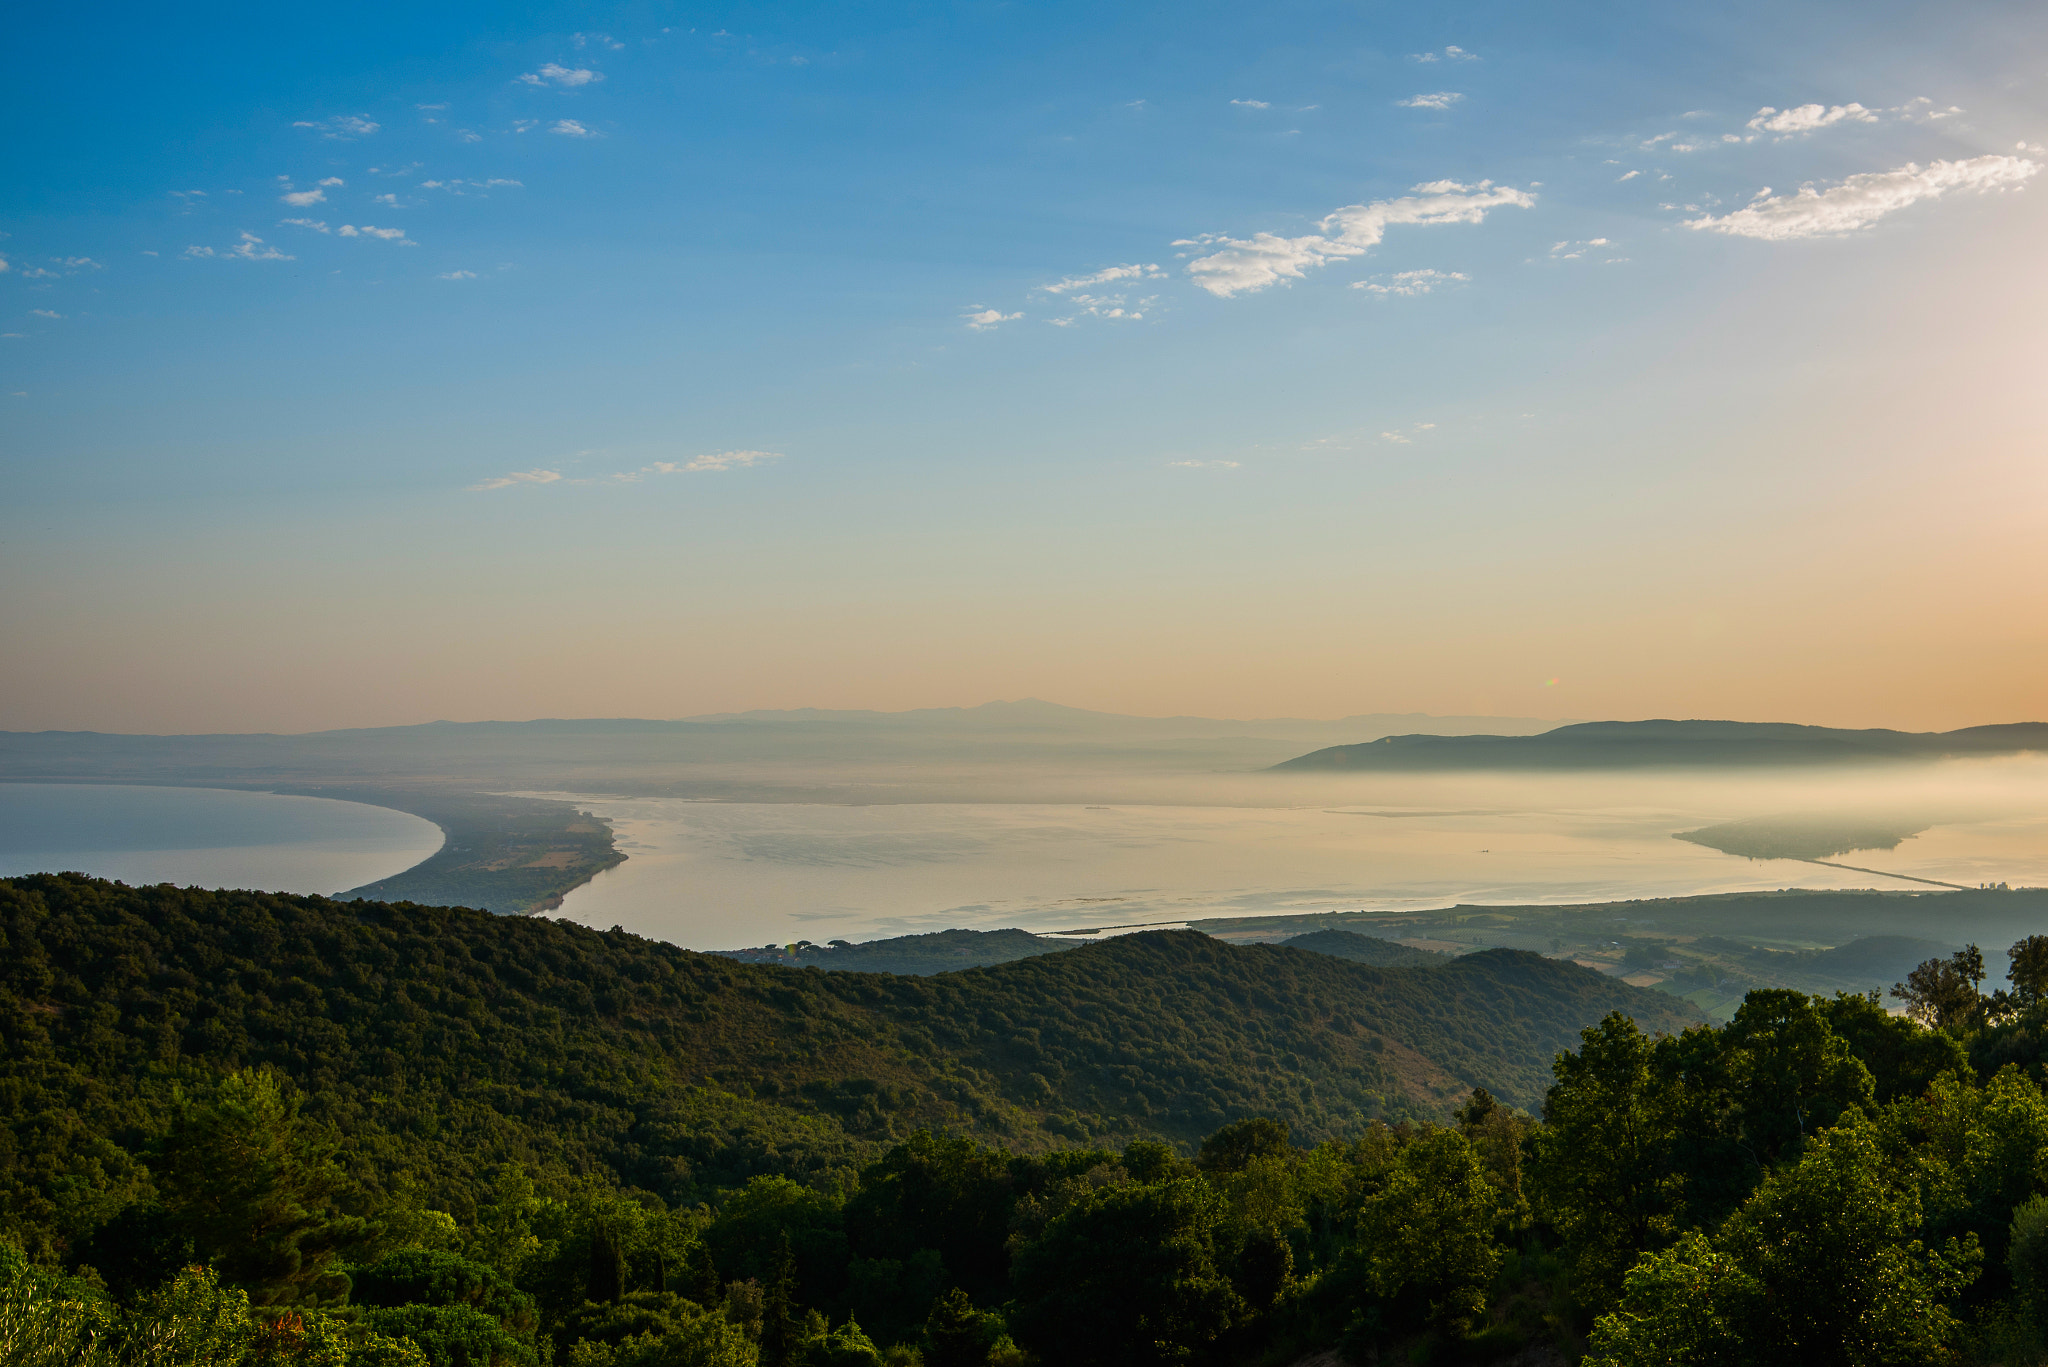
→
(1179, 180, 1535, 297)
(1617, 170, 1640, 182)
(1231, 99, 1271, 110)
(641, 450, 781, 474)
(520, 63, 603, 87)
(469, 468, 563, 491)
(420, 178, 523, 195)
(1409, 46, 1477, 62)
(278, 176, 343, 206)
(17, 256, 103, 279)
(963, 307, 1022, 331)
(1039, 264, 1164, 295)
(1900, 96, 1965, 124)
(1548, 238, 1622, 261)
(472, 450, 784, 490)
(338, 224, 413, 243)
(292, 115, 379, 139)
(1352, 268, 1470, 296)
(1397, 92, 1464, 110)
(1685, 155, 2037, 240)
(1167, 459, 1240, 468)
(573, 32, 625, 51)
(185, 232, 294, 261)
(438, 270, 478, 280)
(280, 218, 330, 232)
(30, 309, 63, 320)
(550, 120, 598, 138)
(1030, 265, 1164, 323)
(1747, 103, 1878, 136)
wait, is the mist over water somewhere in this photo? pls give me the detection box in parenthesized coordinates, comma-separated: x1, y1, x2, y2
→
(547, 757, 2048, 950)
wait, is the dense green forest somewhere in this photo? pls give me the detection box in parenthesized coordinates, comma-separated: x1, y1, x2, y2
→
(10, 876, 2048, 1364)
(712, 928, 1442, 976)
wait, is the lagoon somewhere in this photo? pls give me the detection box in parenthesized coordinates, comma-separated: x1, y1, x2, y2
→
(551, 763, 2048, 950)
(0, 784, 444, 895)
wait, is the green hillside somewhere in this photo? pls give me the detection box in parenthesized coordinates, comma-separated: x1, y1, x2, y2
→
(0, 874, 1694, 1239)
(715, 927, 1077, 974)
(14, 873, 2048, 1367)
(1274, 930, 1448, 967)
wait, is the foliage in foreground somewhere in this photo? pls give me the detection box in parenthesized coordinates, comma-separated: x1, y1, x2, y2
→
(18, 880, 2048, 1363)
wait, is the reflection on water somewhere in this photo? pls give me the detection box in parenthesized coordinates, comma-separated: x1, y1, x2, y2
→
(551, 760, 2048, 950)
(0, 784, 445, 895)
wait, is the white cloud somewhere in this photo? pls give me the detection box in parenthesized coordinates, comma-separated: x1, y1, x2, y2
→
(280, 217, 330, 232)
(1548, 238, 1622, 261)
(185, 232, 293, 261)
(280, 188, 328, 206)
(1617, 169, 1640, 181)
(20, 267, 58, 279)
(1057, 293, 1153, 321)
(573, 32, 625, 50)
(1352, 268, 1470, 295)
(292, 115, 379, 138)
(1747, 102, 1878, 136)
(1409, 46, 1476, 62)
(438, 270, 478, 280)
(963, 307, 1022, 330)
(521, 63, 603, 87)
(0, 257, 8, 273)
(1398, 92, 1464, 110)
(1685, 155, 2037, 240)
(646, 450, 782, 473)
(337, 224, 413, 242)
(469, 468, 563, 491)
(1038, 263, 1164, 295)
(1379, 431, 1411, 444)
(30, 309, 62, 319)
(458, 130, 483, 143)
(369, 163, 423, 177)
(416, 103, 448, 112)
(1167, 459, 1240, 468)
(1901, 97, 1965, 123)
(373, 193, 401, 206)
(1231, 99, 1271, 109)
(550, 119, 597, 138)
(1179, 179, 1535, 297)
(421, 178, 523, 194)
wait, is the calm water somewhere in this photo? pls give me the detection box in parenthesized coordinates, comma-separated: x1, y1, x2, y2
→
(551, 765, 2048, 949)
(0, 784, 444, 895)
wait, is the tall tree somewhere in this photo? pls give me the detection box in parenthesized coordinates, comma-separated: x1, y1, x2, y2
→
(151, 1069, 363, 1306)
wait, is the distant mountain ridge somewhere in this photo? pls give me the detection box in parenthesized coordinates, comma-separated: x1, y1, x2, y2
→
(1273, 718, 2048, 771)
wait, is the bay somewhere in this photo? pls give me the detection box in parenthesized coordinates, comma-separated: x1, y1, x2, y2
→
(0, 784, 444, 895)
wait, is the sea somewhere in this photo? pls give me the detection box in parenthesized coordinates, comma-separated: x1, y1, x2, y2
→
(0, 784, 444, 896)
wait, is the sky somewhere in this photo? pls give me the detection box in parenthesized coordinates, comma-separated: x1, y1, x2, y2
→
(4, 0, 2046, 735)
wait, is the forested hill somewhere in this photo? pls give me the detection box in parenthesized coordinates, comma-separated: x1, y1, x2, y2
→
(0, 874, 1694, 1235)
(1273, 717, 2048, 770)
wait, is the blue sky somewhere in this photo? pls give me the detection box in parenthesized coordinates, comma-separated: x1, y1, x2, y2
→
(5, 0, 2047, 732)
